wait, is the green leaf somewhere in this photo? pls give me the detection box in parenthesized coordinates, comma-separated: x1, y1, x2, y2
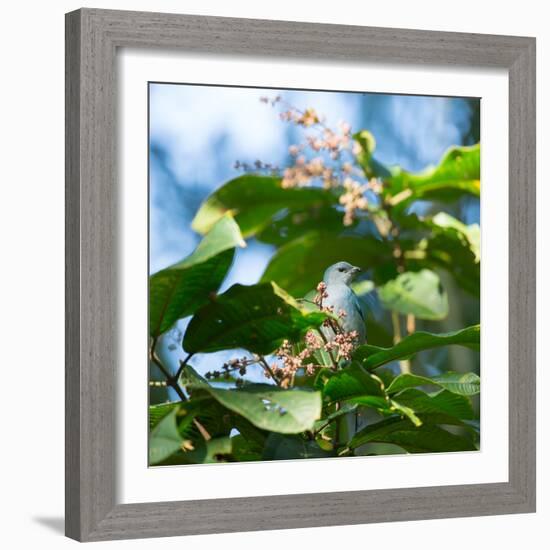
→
(160, 437, 233, 465)
(183, 282, 326, 354)
(196, 383, 322, 434)
(192, 175, 332, 237)
(184, 437, 233, 464)
(149, 401, 180, 430)
(391, 388, 474, 420)
(257, 205, 346, 246)
(431, 212, 480, 263)
(354, 324, 480, 370)
(149, 408, 182, 465)
(322, 362, 385, 402)
(387, 372, 480, 396)
(398, 212, 480, 296)
(261, 231, 392, 297)
(149, 214, 244, 336)
(263, 433, 334, 460)
(230, 434, 264, 462)
(378, 269, 448, 320)
(387, 144, 480, 206)
(349, 416, 476, 452)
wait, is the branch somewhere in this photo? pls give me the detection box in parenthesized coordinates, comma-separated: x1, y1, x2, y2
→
(150, 336, 187, 402)
(150, 337, 211, 441)
(258, 356, 281, 387)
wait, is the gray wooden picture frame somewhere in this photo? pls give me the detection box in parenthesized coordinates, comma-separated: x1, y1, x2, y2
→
(65, 8, 536, 542)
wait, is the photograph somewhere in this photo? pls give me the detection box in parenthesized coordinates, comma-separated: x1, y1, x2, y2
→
(148, 83, 481, 466)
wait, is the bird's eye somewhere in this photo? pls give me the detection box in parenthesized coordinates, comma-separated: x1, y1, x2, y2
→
(338, 267, 346, 272)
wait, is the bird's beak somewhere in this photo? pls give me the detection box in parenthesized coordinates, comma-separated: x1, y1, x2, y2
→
(351, 266, 362, 274)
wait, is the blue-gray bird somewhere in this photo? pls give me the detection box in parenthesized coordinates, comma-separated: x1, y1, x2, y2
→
(321, 261, 366, 344)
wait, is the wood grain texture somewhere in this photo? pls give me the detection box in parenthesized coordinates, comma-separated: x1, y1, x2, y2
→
(65, 8, 536, 542)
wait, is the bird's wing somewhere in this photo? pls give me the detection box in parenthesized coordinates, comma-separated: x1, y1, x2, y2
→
(352, 291, 366, 322)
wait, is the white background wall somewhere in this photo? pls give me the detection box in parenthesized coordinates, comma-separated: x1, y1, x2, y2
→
(0, 0, 546, 547)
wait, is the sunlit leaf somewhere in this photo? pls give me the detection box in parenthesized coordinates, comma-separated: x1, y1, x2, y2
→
(194, 383, 322, 434)
(148, 408, 183, 465)
(192, 175, 333, 237)
(386, 144, 480, 206)
(378, 269, 449, 320)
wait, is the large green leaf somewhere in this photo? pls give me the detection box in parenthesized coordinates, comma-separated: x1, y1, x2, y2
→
(149, 214, 244, 336)
(399, 212, 480, 296)
(257, 205, 347, 246)
(431, 213, 480, 263)
(192, 175, 333, 237)
(378, 269, 449, 320)
(159, 437, 233, 465)
(263, 433, 334, 460)
(353, 130, 393, 180)
(261, 231, 392, 297)
(183, 282, 326, 354)
(354, 324, 480, 370)
(195, 383, 322, 434)
(322, 362, 385, 402)
(149, 402, 180, 430)
(349, 416, 476, 452)
(387, 372, 480, 396)
(391, 388, 474, 420)
(148, 408, 182, 465)
(386, 144, 480, 206)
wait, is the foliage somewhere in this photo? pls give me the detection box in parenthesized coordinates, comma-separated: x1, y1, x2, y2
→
(148, 98, 481, 465)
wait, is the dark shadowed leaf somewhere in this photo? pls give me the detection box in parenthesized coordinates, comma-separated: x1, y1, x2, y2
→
(378, 269, 449, 320)
(387, 372, 480, 396)
(183, 282, 326, 354)
(160, 437, 233, 465)
(350, 416, 477, 452)
(322, 362, 386, 402)
(263, 433, 335, 460)
(391, 388, 474, 420)
(354, 325, 480, 370)
(149, 214, 244, 336)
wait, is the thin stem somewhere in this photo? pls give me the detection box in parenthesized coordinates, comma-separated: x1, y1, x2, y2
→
(391, 312, 411, 374)
(316, 328, 338, 369)
(258, 356, 281, 387)
(150, 336, 187, 402)
(149, 337, 211, 441)
(406, 314, 416, 335)
(175, 353, 194, 384)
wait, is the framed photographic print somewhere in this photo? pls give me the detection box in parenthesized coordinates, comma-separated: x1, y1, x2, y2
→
(65, 8, 536, 542)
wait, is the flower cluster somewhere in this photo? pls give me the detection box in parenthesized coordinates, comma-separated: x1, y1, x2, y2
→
(279, 107, 320, 127)
(281, 155, 333, 189)
(313, 281, 329, 307)
(254, 96, 384, 225)
(326, 330, 359, 361)
(339, 178, 370, 226)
